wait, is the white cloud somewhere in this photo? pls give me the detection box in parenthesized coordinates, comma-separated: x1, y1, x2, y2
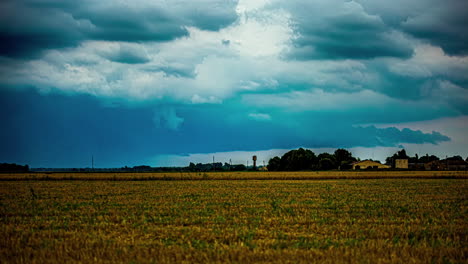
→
(236, 0, 271, 13)
(191, 94, 222, 104)
(228, 7, 292, 57)
(242, 88, 432, 112)
(248, 113, 271, 121)
(388, 44, 468, 80)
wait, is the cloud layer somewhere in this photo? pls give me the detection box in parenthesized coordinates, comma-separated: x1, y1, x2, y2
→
(1, 0, 467, 166)
(0, 0, 239, 58)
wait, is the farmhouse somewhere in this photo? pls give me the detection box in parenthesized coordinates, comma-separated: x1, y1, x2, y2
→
(395, 159, 408, 169)
(352, 160, 390, 170)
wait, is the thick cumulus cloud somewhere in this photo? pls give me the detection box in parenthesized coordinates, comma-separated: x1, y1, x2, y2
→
(0, 0, 238, 58)
(275, 0, 414, 60)
(277, 0, 468, 58)
(1, 0, 467, 164)
(356, 0, 468, 56)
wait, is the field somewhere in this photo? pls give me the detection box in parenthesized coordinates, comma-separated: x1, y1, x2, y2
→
(0, 172, 467, 263)
(0, 170, 466, 180)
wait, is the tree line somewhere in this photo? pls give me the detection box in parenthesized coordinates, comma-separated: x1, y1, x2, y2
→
(267, 148, 357, 171)
(385, 149, 466, 167)
(2, 149, 466, 173)
(0, 163, 29, 172)
(267, 148, 468, 171)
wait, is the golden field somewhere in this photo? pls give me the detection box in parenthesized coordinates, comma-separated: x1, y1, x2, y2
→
(0, 173, 467, 263)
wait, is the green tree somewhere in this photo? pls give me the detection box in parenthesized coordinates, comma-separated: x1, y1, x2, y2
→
(267, 156, 281, 171)
(280, 148, 317, 171)
(189, 162, 197, 171)
(319, 158, 334, 170)
(333, 149, 356, 169)
(419, 154, 439, 163)
(317, 153, 337, 170)
(409, 153, 419, 163)
(447, 155, 463, 161)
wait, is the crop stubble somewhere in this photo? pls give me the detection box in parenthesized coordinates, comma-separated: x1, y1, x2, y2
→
(0, 174, 466, 263)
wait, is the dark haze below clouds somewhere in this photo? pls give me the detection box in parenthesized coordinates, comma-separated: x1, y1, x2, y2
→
(0, 89, 451, 167)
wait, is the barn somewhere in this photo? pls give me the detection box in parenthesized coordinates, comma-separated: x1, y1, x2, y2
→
(352, 160, 390, 170)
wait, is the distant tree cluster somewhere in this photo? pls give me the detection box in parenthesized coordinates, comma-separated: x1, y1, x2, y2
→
(32, 163, 249, 173)
(4, 149, 465, 173)
(0, 163, 29, 172)
(267, 148, 468, 172)
(384, 149, 465, 166)
(386, 149, 468, 170)
(188, 162, 246, 172)
(267, 148, 357, 171)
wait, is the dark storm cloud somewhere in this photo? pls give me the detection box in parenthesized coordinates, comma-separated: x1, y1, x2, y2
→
(184, 1, 239, 31)
(357, 0, 468, 56)
(401, 5, 468, 56)
(361, 126, 450, 147)
(289, 28, 413, 60)
(79, 9, 188, 42)
(0, 0, 239, 58)
(278, 0, 468, 60)
(104, 52, 150, 65)
(279, 0, 413, 60)
(0, 1, 86, 58)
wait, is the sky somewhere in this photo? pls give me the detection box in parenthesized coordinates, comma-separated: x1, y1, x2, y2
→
(0, 0, 467, 168)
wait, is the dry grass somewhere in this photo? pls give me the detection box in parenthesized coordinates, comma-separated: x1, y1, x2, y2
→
(0, 177, 466, 263)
